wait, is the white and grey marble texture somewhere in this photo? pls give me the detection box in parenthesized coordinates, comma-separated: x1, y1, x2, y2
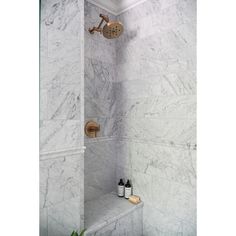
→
(40, 153, 84, 236)
(40, 154, 81, 208)
(40, 0, 84, 236)
(84, 140, 116, 202)
(84, 192, 143, 236)
(114, 0, 196, 235)
(84, 2, 118, 203)
(40, 0, 84, 152)
(47, 197, 81, 236)
(40, 120, 82, 153)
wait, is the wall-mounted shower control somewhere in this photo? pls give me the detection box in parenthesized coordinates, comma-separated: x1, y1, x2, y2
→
(85, 121, 100, 138)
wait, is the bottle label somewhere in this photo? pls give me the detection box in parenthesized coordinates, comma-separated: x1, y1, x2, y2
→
(125, 187, 132, 199)
(118, 185, 124, 197)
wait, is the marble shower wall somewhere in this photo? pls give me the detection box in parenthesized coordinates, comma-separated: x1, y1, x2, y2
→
(115, 0, 196, 235)
(84, 1, 117, 202)
(40, 0, 84, 235)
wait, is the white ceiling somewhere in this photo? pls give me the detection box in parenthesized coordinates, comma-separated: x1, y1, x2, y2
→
(86, 0, 148, 15)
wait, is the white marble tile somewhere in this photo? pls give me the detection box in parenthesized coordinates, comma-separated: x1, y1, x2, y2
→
(85, 58, 116, 118)
(114, 95, 196, 119)
(47, 197, 81, 236)
(46, 83, 81, 120)
(42, 0, 82, 35)
(40, 208, 48, 236)
(40, 0, 84, 235)
(40, 120, 82, 152)
(84, 140, 116, 202)
(40, 55, 82, 89)
(115, 117, 196, 146)
(40, 155, 81, 208)
(85, 192, 143, 236)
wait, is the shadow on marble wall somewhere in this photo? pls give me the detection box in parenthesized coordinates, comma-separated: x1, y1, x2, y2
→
(84, 1, 118, 202)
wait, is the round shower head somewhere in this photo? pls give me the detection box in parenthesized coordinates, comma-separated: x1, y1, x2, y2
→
(102, 21, 124, 39)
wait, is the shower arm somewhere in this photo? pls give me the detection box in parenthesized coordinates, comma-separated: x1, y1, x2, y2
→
(89, 14, 110, 34)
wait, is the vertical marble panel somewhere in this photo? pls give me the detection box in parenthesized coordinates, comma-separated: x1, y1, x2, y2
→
(40, 208, 48, 236)
(40, 120, 82, 153)
(40, 0, 84, 152)
(47, 197, 81, 236)
(84, 140, 116, 202)
(40, 0, 84, 236)
(84, 1, 117, 203)
(40, 153, 84, 236)
(40, 155, 81, 209)
(115, 0, 196, 235)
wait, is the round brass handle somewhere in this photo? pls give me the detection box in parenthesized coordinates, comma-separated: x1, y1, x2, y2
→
(85, 121, 100, 138)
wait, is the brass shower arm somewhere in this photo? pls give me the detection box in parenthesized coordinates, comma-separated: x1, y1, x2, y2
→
(99, 14, 109, 23)
(89, 14, 110, 34)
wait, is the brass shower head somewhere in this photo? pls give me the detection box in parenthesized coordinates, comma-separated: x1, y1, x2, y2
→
(89, 14, 123, 39)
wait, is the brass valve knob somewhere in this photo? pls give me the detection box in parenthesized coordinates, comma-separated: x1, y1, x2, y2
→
(84, 121, 100, 138)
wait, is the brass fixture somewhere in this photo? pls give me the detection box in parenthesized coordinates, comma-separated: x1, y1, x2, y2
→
(89, 14, 123, 39)
(85, 121, 100, 138)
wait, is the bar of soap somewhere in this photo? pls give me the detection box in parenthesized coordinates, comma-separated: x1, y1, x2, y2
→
(128, 195, 141, 205)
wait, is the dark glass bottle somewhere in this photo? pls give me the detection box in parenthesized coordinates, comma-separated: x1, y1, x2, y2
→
(125, 179, 132, 199)
(117, 179, 124, 197)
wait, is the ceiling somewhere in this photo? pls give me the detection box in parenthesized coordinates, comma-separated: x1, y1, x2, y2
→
(86, 0, 148, 15)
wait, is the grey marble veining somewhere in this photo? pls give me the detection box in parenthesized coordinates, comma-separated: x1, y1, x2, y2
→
(84, 140, 116, 202)
(40, 155, 81, 209)
(40, 153, 84, 236)
(40, 0, 84, 152)
(47, 197, 81, 236)
(114, 117, 196, 147)
(84, 192, 143, 236)
(85, 58, 116, 118)
(40, 0, 84, 235)
(84, 2, 118, 203)
(114, 0, 196, 235)
(114, 94, 196, 119)
(40, 120, 82, 153)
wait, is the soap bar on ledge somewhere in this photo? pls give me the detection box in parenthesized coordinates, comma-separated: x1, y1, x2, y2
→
(128, 195, 141, 205)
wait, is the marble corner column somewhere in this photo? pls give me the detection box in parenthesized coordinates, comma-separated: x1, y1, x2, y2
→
(40, 0, 85, 235)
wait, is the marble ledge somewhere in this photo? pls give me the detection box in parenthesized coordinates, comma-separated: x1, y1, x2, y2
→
(40, 146, 86, 160)
(84, 135, 117, 144)
(85, 192, 144, 234)
(117, 136, 197, 150)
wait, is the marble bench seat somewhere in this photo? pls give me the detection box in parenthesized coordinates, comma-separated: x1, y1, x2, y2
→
(84, 192, 144, 236)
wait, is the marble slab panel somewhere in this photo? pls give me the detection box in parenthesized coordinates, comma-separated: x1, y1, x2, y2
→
(40, 55, 82, 89)
(115, 168, 196, 236)
(85, 58, 116, 118)
(47, 197, 81, 236)
(114, 117, 196, 146)
(40, 154, 81, 209)
(114, 95, 196, 119)
(40, 120, 82, 152)
(46, 83, 81, 120)
(84, 140, 116, 202)
(116, 141, 196, 187)
(40, 208, 48, 236)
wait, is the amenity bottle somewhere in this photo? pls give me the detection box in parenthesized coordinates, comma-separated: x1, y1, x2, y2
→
(125, 179, 132, 199)
(117, 179, 125, 197)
